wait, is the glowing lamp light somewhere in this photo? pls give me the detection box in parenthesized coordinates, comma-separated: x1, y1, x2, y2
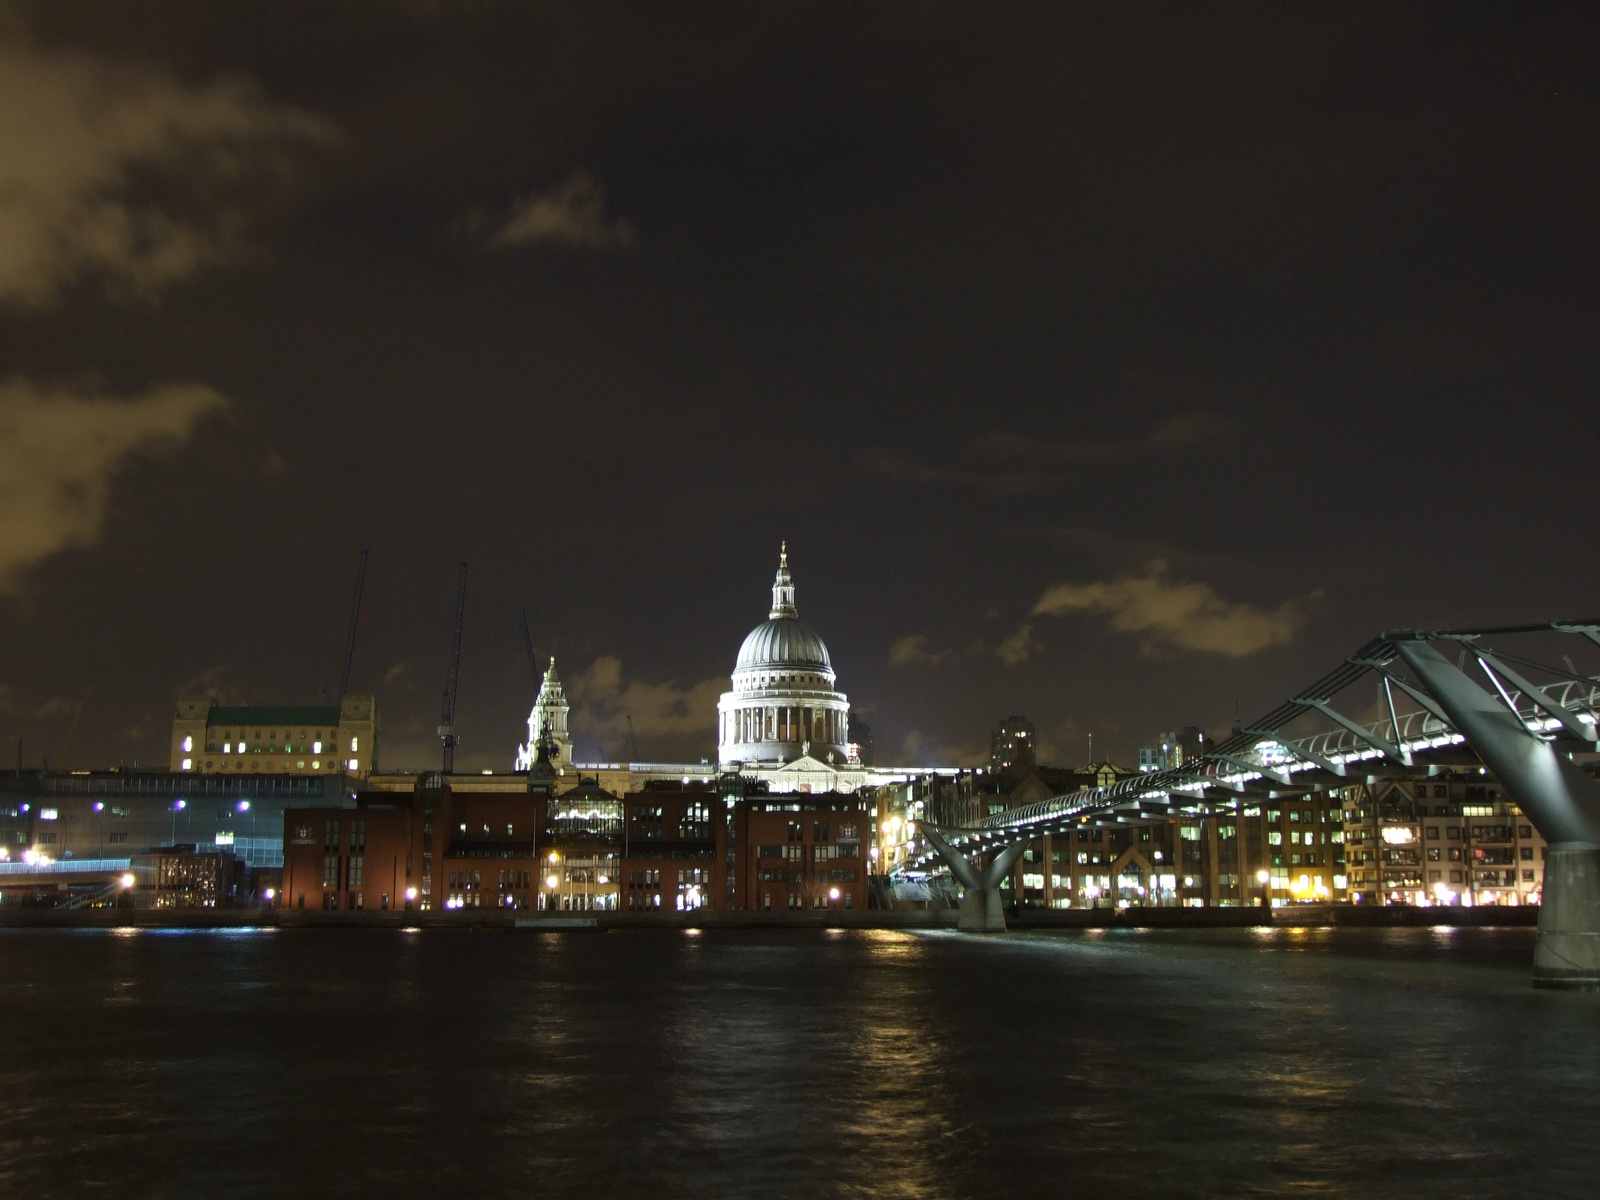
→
(264, 888, 276, 900)
(237, 800, 250, 812)
(548, 852, 559, 864)
(173, 800, 187, 811)
(93, 802, 104, 812)
(1256, 869, 1271, 885)
(829, 887, 840, 901)
(119, 873, 136, 888)
(405, 887, 418, 901)
(546, 874, 560, 889)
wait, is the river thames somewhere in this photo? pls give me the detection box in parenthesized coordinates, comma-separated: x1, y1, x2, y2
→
(0, 925, 1594, 1198)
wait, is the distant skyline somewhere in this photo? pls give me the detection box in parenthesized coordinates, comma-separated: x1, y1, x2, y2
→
(2, 4, 1599, 772)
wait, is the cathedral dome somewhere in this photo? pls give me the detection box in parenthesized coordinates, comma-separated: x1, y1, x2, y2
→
(719, 544, 851, 768)
(735, 617, 831, 673)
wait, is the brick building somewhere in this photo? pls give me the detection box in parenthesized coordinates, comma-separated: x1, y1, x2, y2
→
(732, 794, 869, 912)
(282, 772, 550, 912)
(619, 782, 723, 911)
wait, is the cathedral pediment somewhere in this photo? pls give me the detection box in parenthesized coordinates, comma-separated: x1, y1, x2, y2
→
(775, 754, 835, 774)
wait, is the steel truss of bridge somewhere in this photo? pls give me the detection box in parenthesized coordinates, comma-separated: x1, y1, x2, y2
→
(905, 621, 1600, 987)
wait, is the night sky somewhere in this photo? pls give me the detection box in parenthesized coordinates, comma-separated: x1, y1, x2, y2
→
(2, 3, 1598, 773)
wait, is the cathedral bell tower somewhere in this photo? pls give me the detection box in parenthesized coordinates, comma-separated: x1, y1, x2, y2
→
(515, 657, 573, 770)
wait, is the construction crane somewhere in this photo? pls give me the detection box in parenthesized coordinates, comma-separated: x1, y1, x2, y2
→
(339, 548, 369, 698)
(437, 561, 468, 773)
(518, 604, 540, 689)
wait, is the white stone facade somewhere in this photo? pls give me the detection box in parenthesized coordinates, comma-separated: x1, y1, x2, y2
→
(718, 546, 853, 767)
(514, 657, 573, 769)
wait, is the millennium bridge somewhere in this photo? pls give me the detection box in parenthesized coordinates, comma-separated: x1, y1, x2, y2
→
(903, 622, 1600, 988)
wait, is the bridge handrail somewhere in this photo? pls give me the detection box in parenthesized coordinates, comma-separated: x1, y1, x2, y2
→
(902, 626, 1600, 872)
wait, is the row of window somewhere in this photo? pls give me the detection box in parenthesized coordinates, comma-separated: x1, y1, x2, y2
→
(182, 733, 359, 754)
(182, 757, 360, 772)
(323, 855, 364, 888)
(754, 867, 860, 882)
(760, 892, 856, 909)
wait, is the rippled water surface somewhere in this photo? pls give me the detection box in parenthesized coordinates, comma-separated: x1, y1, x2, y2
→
(0, 925, 1595, 1198)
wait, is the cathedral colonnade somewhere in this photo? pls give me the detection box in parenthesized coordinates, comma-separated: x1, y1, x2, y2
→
(719, 705, 848, 750)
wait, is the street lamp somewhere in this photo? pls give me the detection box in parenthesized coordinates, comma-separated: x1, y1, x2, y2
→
(1256, 868, 1271, 908)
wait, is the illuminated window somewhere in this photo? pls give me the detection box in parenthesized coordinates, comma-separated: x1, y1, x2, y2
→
(348, 758, 359, 771)
(313, 741, 322, 753)
(181, 758, 193, 771)
(39, 808, 57, 821)
(182, 735, 193, 752)
(350, 736, 359, 752)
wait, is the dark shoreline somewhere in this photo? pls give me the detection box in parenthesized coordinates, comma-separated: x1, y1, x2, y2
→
(0, 904, 1539, 931)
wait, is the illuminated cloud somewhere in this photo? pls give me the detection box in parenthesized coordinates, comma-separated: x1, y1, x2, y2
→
(888, 634, 956, 668)
(994, 622, 1040, 666)
(0, 378, 227, 592)
(484, 171, 636, 250)
(1032, 561, 1318, 657)
(567, 655, 720, 751)
(0, 37, 333, 306)
(891, 625, 1038, 668)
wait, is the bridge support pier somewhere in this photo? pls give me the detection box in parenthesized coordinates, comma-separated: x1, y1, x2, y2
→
(920, 825, 1026, 933)
(957, 885, 1008, 933)
(1397, 641, 1600, 989)
(1535, 845, 1600, 989)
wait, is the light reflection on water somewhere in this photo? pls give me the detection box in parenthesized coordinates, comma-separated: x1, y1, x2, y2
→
(0, 924, 1594, 1199)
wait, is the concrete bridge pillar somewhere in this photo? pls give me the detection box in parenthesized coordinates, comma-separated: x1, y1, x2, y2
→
(1397, 640, 1600, 989)
(920, 824, 1027, 933)
(1533, 845, 1600, 988)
